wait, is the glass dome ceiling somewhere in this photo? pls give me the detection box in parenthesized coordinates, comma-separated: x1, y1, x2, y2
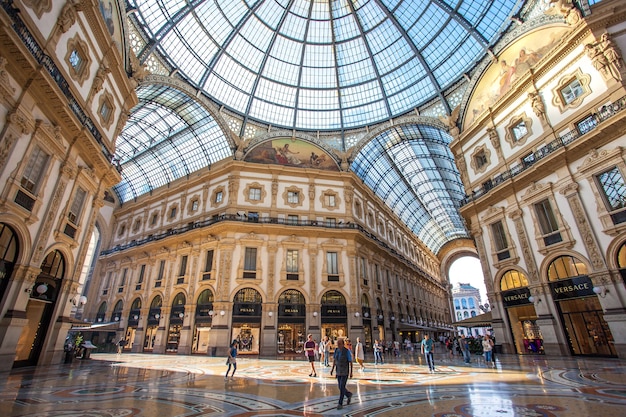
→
(351, 124, 467, 253)
(129, 0, 521, 131)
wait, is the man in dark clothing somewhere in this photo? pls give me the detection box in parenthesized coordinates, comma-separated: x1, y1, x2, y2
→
(330, 338, 353, 410)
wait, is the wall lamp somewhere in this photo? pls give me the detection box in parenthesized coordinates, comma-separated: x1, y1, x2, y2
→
(220, 310, 225, 316)
(154, 313, 160, 319)
(268, 311, 273, 317)
(178, 312, 185, 318)
(528, 296, 541, 304)
(71, 295, 87, 306)
(208, 310, 214, 316)
(313, 311, 318, 317)
(593, 286, 609, 298)
(354, 312, 360, 318)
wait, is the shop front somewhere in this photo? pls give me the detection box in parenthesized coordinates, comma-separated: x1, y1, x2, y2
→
(193, 289, 214, 354)
(277, 289, 306, 355)
(144, 295, 162, 352)
(502, 287, 542, 354)
(125, 297, 142, 351)
(551, 275, 616, 357)
(167, 293, 185, 353)
(321, 290, 347, 346)
(231, 288, 262, 355)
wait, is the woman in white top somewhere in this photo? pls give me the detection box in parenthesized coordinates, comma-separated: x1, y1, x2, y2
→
(482, 335, 495, 367)
(354, 337, 365, 370)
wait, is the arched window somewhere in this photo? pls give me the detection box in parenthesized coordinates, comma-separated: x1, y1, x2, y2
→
(111, 300, 123, 322)
(463, 311, 469, 318)
(454, 299, 460, 310)
(197, 289, 214, 305)
(195, 289, 214, 320)
(547, 255, 588, 281)
(278, 289, 305, 304)
(471, 311, 477, 317)
(233, 288, 262, 303)
(172, 292, 186, 306)
(617, 242, 626, 277)
(0, 223, 19, 301)
(128, 297, 142, 324)
(131, 298, 141, 310)
(322, 290, 346, 305)
(500, 269, 529, 290)
(457, 312, 462, 320)
(468, 298, 476, 309)
(150, 295, 162, 308)
(461, 298, 467, 309)
(32, 250, 66, 302)
(96, 302, 107, 322)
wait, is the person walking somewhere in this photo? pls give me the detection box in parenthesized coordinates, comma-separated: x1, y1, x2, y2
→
(482, 334, 495, 367)
(117, 338, 126, 354)
(318, 337, 326, 367)
(373, 339, 383, 365)
(354, 337, 365, 371)
(421, 334, 435, 372)
(225, 341, 238, 380)
(330, 338, 353, 410)
(460, 334, 471, 364)
(304, 334, 317, 377)
(322, 336, 331, 367)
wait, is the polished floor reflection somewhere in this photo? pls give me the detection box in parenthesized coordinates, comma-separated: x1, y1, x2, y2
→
(1, 350, 625, 416)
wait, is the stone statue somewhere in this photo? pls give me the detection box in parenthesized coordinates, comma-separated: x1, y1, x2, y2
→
(438, 106, 461, 139)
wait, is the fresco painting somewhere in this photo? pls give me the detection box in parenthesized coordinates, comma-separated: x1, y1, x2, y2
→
(99, 1, 124, 57)
(245, 139, 340, 171)
(465, 26, 570, 126)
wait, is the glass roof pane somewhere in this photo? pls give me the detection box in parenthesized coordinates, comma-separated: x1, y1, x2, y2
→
(351, 124, 469, 253)
(129, 0, 520, 131)
(113, 84, 231, 203)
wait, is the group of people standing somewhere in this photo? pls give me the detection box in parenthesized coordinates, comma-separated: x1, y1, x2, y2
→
(443, 334, 496, 366)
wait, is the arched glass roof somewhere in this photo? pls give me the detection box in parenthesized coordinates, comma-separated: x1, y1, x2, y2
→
(113, 84, 231, 203)
(129, 0, 521, 131)
(351, 124, 467, 253)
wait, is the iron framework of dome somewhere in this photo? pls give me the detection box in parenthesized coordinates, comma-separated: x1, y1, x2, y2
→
(128, 0, 521, 132)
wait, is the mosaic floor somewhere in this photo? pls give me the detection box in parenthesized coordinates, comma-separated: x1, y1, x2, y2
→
(0, 351, 625, 417)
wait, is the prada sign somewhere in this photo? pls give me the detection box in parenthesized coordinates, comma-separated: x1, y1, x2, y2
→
(550, 276, 595, 301)
(321, 305, 346, 317)
(279, 304, 305, 317)
(502, 288, 531, 307)
(233, 303, 261, 316)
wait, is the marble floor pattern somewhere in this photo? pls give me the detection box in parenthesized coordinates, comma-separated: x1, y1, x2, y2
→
(0, 352, 625, 417)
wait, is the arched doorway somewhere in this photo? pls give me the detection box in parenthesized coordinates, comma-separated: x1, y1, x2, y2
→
(126, 297, 141, 351)
(0, 223, 19, 303)
(193, 289, 214, 354)
(548, 255, 616, 357)
(167, 292, 185, 352)
(144, 295, 162, 351)
(321, 290, 347, 344)
(14, 250, 65, 367)
(277, 289, 305, 355)
(500, 270, 542, 354)
(231, 288, 262, 354)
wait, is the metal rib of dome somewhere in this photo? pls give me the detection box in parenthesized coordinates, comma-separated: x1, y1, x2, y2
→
(351, 124, 467, 253)
(113, 84, 231, 203)
(130, 0, 520, 131)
